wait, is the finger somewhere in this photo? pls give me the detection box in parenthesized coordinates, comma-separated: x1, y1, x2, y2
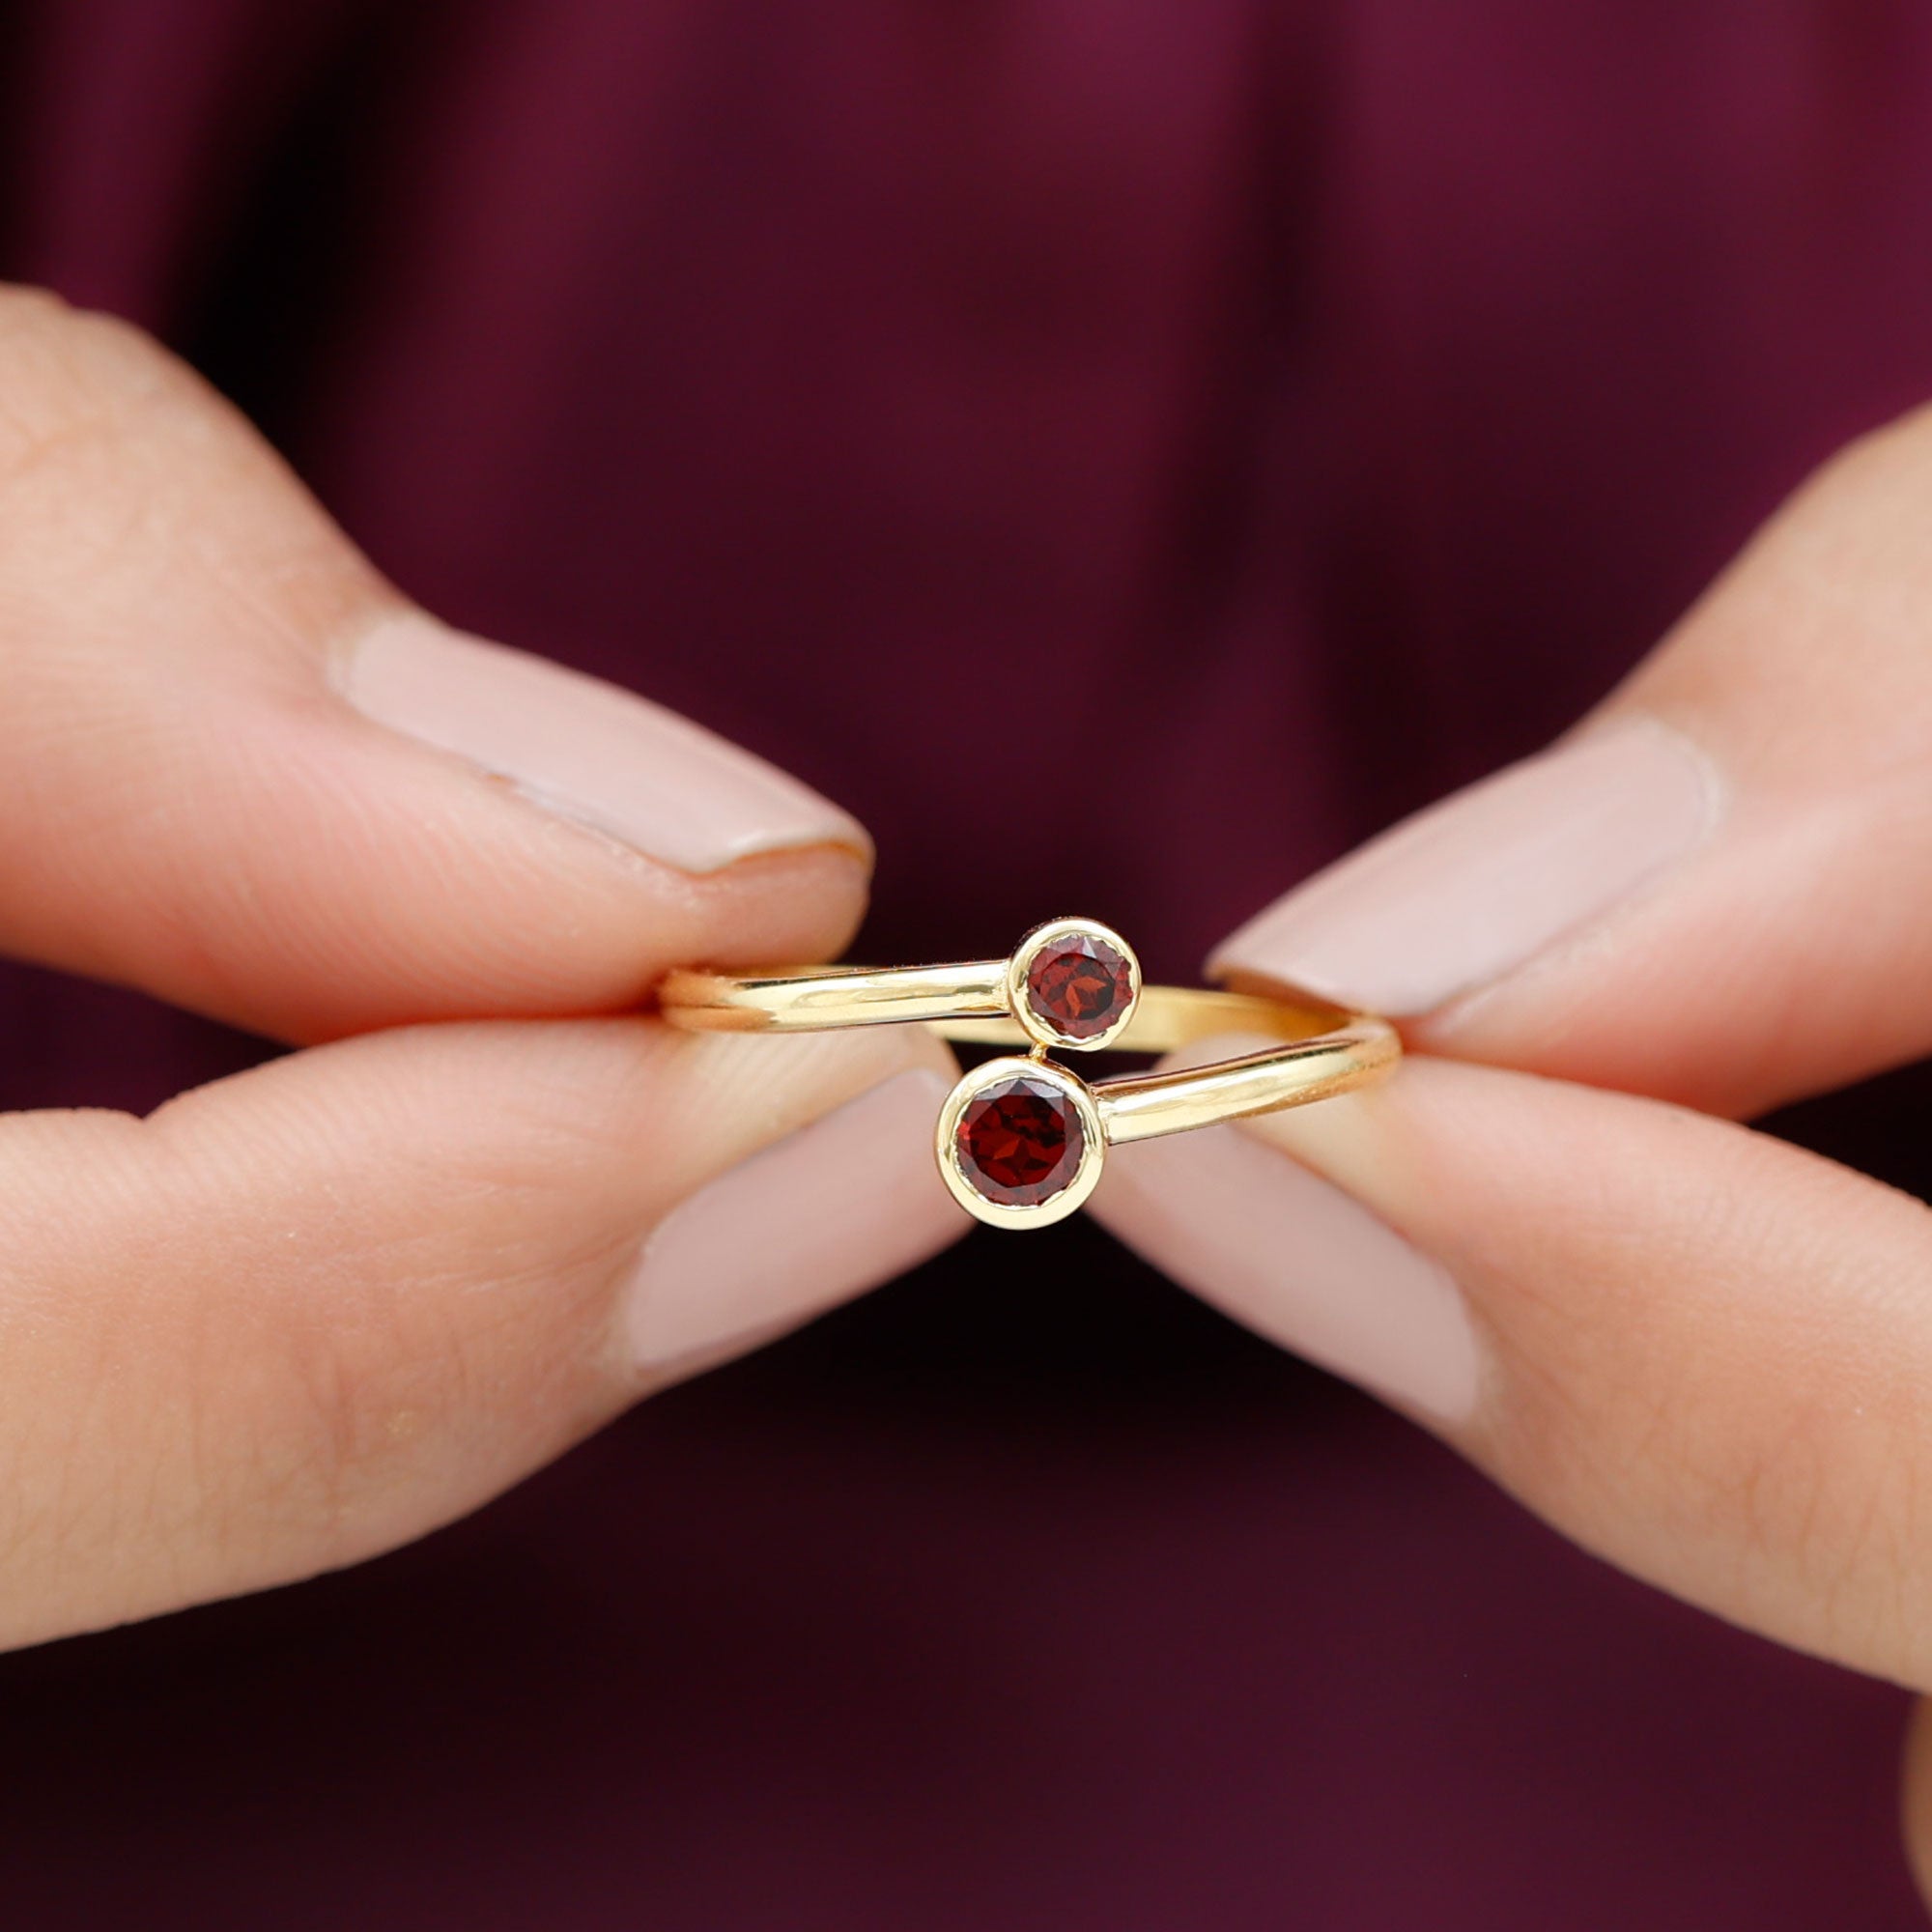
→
(0, 1015, 960, 1651)
(1096, 1056, 1932, 1690)
(1211, 400, 1932, 1117)
(0, 285, 867, 1042)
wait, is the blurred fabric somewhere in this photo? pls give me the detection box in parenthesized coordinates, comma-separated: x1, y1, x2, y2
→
(3, 3, 1931, 1924)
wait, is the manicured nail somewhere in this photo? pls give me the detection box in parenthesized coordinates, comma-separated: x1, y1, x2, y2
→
(1214, 719, 1720, 1014)
(621, 1069, 958, 1373)
(1096, 1122, 1481, 1422)
(337, 612, 869, 873)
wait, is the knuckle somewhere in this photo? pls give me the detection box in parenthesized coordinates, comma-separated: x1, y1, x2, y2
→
(226, 1255, 583, 1568)
(0, 283, 198, 494)
(0, 281, 362, 650)
(0, 281, 172, 383)
(1800, 400, 1932, 521)
(242, 1305, 456, 1553)
(1701, 1378, 1932, 1667)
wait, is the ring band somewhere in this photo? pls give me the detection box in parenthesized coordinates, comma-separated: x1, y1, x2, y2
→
(660, 918, 1399, 1230)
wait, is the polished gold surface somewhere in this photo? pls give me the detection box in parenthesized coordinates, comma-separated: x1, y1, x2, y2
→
(658, 921, 1399, 1230)
(1094, 1016, 1398, 1145)
(660, 966, 1348, 1054)
(659, 960, 1010, 1033)
(938, 984, 1355, 1055)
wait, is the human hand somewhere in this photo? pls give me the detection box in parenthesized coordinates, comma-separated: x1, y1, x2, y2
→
(0, 287, 960, 1651)
(1091, 403, 1932, 1898)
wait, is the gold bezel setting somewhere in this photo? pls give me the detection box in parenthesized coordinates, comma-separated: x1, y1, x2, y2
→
(1005, 916, 1143, 1053)
(934, 1055, 1107, 1230)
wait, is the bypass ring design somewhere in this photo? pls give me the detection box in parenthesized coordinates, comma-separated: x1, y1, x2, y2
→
(659, 918, 1399, 1231)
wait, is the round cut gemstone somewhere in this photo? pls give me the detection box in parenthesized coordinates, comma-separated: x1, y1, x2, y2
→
(1025, 933, 1133, 1041)
(956, 1073, 1087, 1208)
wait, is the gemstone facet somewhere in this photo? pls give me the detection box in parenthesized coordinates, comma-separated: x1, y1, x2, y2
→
(955, 1072, 1087, 1208)
(1025, 933, 1134, 1041)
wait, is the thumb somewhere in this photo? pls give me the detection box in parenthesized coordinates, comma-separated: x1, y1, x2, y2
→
(1208, 400, 1932, 1118)
(0, 284, 867, 1043)
(1093, 404, 1932, 1692)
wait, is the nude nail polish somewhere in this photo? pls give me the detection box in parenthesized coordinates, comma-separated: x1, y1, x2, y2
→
(620, 1069, 960, 1374)
(1215, 720, 1720, 1015)
(337, 612, 870, 873)
(1097, 1121, 1481, 1423)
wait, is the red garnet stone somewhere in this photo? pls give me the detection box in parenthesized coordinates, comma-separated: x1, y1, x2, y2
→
(956, 1073, 1087, 1208)
(1025, 932, 1133, 1041)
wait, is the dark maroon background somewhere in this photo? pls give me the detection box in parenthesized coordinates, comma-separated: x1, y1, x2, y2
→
(4, 3, 1931, 1925)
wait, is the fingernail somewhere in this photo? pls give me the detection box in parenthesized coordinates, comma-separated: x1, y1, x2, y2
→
(336, 612, 870, 873)
(621, 1068, 958, 1373)
(1096, 1122, 1480, 1423)
(1214, 719, 1720, 1015)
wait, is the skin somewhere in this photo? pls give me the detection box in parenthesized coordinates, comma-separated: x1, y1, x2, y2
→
(13, 278, 1932, 1902)
(1092, 400, 1932, 1907)
(0, 285, 957, 1651)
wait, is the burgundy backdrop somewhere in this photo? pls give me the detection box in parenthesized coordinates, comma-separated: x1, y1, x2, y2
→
(3, 3, 1931, 1925)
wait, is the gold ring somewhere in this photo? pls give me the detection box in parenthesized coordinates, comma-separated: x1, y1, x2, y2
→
(659, 918, 1399, 1231)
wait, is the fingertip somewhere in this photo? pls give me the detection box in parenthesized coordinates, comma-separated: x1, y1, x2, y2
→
(83, 673, 880, 1043)
(682, 839, 874, 978)
(618, 1064, 963, 1380)
(1205, 722, 1720, 1020)
(1094, 1112, 1483, 1425)
(334, 613, 873, 877)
